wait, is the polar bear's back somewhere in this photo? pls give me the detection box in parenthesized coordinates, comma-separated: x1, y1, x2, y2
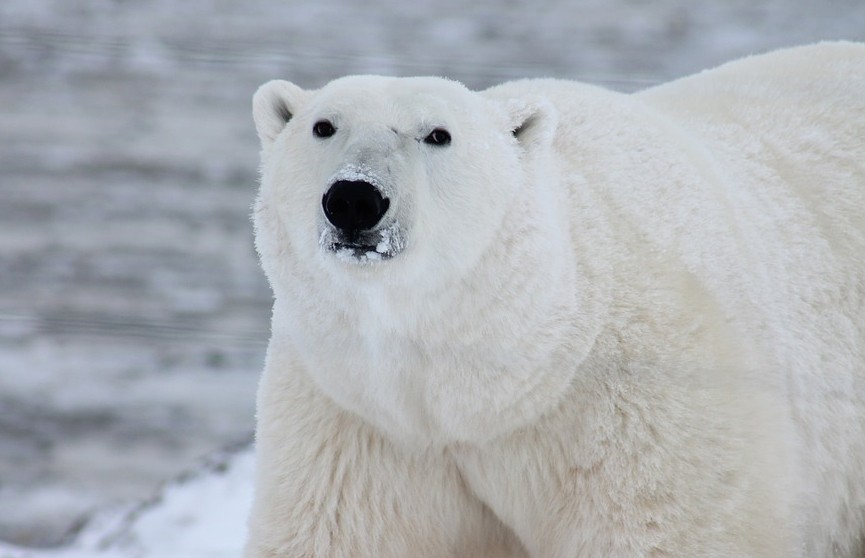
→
(639, 42, 865, 368)
(487, 43, 865, 253)
(638, 42, 865, 259)
(644, 43, 865, 554)
(637, 43, 865, 553)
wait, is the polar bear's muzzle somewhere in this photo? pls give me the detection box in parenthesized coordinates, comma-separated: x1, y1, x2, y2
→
(320, 179, 405, 263)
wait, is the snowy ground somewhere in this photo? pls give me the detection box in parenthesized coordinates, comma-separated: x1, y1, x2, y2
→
(1, 0, 864, 554)
(0, 445, 253, 558)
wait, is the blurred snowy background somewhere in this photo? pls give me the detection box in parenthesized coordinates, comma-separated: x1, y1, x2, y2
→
(1, 0, 864, 555)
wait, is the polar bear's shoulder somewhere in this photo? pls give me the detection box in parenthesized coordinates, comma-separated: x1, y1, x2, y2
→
(645, 41, 865, 92)
(481, 42, 865, 116)
(637, 42, 865, 118)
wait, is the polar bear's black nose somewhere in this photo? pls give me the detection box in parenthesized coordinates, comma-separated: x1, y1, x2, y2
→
(322, 180, 390, 232)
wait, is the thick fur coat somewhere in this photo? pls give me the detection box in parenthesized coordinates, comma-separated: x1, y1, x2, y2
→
(245, 42, 865, 557)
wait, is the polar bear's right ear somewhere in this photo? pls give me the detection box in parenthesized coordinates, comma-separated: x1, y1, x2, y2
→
(252, 80, 310, 147)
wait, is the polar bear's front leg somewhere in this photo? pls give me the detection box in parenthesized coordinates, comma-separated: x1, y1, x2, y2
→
(452, 366, 800, 558)
(243, 353, 524, 558)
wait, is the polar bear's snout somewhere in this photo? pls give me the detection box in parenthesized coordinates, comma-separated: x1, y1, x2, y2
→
(322, 180, 390, 233)
(319, 174, 406, 263)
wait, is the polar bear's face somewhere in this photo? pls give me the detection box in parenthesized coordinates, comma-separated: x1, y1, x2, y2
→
(253, 76, 553, 294)
(252, 77, 584, 442)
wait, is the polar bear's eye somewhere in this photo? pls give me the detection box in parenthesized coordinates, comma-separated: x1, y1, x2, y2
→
(313, 120, 336, 138)
(424, 128, 451, 146)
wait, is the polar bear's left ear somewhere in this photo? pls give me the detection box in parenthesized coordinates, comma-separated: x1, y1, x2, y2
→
(252, 80, 310, 148)
(503, 97, 558, 152)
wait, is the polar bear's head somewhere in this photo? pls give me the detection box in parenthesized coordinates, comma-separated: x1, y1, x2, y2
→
(252, 76, 556, 297)
(251, 76, 608, 443)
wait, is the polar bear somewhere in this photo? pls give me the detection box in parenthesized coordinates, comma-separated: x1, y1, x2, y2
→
(245, 42, 865, 557)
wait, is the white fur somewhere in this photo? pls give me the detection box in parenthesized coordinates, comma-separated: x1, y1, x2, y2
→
(245, 42, 865, 557)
